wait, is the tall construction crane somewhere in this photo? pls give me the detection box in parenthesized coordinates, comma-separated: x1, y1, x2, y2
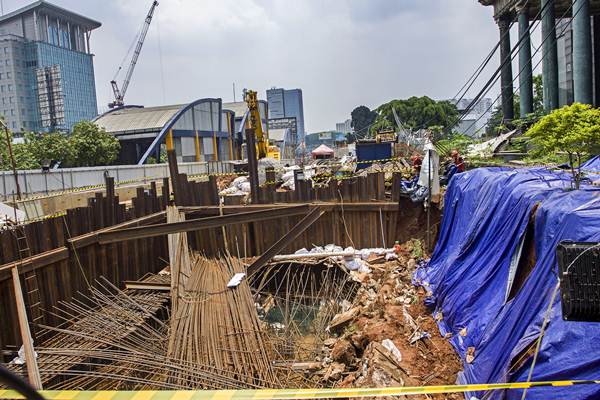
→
(109, 1, 159, 109)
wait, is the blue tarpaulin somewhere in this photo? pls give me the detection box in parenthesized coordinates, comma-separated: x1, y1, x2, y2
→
(582, 155, 600, 182)
(414, 167, 600, 399)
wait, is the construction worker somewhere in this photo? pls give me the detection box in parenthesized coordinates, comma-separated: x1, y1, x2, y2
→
(411, 154, 423, 175)
(451, 149, 465, 173)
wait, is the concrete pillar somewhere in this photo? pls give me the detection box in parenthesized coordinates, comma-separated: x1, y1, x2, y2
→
(573, 0, 593, 104)
(518, 6, 534, 116)
(593, 16, 600, 106)
(499, 17, 515, 121)
(542, 0, 559, 111)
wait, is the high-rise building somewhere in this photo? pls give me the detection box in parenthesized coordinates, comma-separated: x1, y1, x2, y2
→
(0, 1, 100, 134)
(266, 87, 305, 142)
(336, 119, 352, 134)
(451, 97, 493, 138)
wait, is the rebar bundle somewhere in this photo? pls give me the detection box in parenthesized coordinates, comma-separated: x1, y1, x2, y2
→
(167, 255, 279, 388)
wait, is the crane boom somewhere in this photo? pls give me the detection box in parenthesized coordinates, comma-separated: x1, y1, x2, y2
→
(109, 0, 158, 108)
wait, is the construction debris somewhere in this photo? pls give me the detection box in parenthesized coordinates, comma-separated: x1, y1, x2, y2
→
(308, 240, 462, 399)
(3, 238, 461, 395)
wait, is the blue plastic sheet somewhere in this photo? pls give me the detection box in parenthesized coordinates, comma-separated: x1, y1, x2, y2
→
(414, 167, 600, 400)
(582, 155, 600, 182)
(582, 154, 600, 172)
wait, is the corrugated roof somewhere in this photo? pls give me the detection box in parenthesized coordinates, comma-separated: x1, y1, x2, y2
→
(0, 1, 101, 29)
(95, 104, 184, 134)
(222, 101, 248, 117)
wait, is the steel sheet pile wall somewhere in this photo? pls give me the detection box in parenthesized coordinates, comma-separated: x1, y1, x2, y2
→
(187, 199, 437, 257)
(0, 180, 169, 356)
(0, 170, 436, 359)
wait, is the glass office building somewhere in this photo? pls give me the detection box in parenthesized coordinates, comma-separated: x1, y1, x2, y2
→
(266, 87, 305, 143)
(0, 1, 100, 133)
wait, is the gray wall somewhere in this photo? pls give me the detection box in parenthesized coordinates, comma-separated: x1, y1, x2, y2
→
(0, 161, 234, 200)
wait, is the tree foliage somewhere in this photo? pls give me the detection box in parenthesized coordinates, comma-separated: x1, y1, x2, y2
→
(69, 121, 120, 167)
(0, 121, 120, 170)
(526, 103, 600, 188)
(350, 106, 377, 141)
(373, 96, 460, 137)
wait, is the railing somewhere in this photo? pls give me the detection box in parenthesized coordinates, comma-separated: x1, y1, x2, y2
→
(0, 161, 234, 200)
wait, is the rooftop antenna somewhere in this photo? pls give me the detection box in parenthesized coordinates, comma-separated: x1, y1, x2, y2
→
(1, 0, 4, 15)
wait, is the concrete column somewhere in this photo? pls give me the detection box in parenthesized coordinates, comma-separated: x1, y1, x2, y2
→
(518, 6, 534, 116)
(573, 0, 593, 104)
(542, 0, 559, 111)
(499, 17, 515, 121)
(593, 15, 600, 106)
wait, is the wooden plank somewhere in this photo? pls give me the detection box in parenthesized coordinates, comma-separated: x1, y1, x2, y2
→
(11, 267, 42, 389)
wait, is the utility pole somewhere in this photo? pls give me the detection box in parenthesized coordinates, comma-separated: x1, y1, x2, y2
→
(2, 120, 21, 200)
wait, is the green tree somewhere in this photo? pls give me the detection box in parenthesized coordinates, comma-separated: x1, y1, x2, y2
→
(70, 121, 120, 167)
(24, 131, 74, 167)
(0, 130, 38, 170)
(526, 103, 600, 189)
(350, 106, 377, 140)
(373, 96, 459, 138)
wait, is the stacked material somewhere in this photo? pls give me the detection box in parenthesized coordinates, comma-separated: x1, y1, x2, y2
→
(167, 255, 278, 388)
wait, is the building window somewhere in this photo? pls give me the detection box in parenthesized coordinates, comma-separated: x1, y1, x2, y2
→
(60, 29, 70, 49)
(10, 109, 14, 116)
(3, 47, 7, 54)
(7, 84, 12, 92)
(4, 60, 9, 66)
(9, 97, 13, 104)
(6, 72, 10, 79)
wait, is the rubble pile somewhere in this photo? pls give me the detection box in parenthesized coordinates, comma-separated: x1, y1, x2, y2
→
(314, 240, 462, 399)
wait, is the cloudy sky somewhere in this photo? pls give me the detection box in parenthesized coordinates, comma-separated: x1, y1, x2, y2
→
(4, 0, 529, 132)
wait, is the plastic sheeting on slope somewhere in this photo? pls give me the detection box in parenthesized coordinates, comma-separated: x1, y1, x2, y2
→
(414, 167, 600, 400)
(582, 155, 600, 183)
(582, 154, 600, 172)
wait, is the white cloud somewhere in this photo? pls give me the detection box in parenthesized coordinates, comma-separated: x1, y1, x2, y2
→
(4, 0, 499, 131)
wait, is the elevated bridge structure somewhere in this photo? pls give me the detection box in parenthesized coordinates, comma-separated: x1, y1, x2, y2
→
(479, 0, 600, 119)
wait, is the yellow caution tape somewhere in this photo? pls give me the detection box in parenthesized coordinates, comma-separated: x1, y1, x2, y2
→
(1, 380, 600, 399)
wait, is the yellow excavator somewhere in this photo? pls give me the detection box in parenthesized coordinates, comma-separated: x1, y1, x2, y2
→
(244, 89, 280, 160)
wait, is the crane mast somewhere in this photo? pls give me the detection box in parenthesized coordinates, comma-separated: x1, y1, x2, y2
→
(109, 0, 158, 108)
